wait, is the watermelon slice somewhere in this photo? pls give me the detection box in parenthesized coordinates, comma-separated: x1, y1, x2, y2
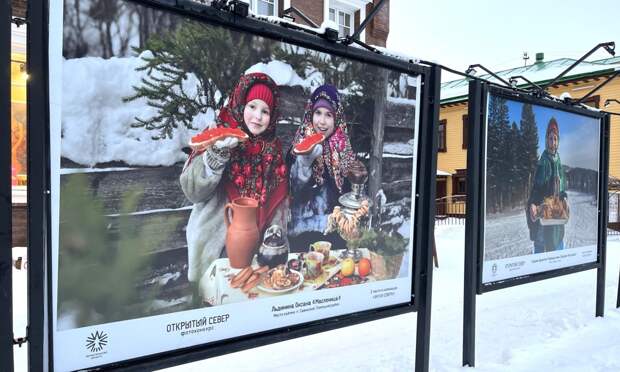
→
(293, 133, 326, 155)
(189, 127, 249, 150)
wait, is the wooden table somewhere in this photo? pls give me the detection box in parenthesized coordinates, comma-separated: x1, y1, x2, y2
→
(12, 187, 27, 247)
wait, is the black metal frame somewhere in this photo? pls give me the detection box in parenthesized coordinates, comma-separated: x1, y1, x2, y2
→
(478, 85, 608, 293)
(617, 268, 620, 308)
(1, 0, 15, 370)
(541, 41, 615, 92)
(28, 0, 51, 370)
(26, 0, 440, 371)
(462, 81, 610, 366)
(462, 79, 485, 367)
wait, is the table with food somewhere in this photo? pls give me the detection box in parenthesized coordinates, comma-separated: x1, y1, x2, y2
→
(201, 199, 407, 306)
(197, 134, 409, 306)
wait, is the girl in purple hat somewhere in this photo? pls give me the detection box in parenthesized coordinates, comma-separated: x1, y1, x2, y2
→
(287, 84, 356, 250)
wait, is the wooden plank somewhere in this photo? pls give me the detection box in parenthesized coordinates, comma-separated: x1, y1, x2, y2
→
(370, 69, 389, 216)
(382, 157, 414, 183)
(382, 179, 413, 202)
(384, 101, 416, 129)
(384, 127, 415, 142)
(99, 208, 191, 255)
(60, 165, 189, 215)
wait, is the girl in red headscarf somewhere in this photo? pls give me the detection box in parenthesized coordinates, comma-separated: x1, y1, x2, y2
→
(180, 73, 288, 303)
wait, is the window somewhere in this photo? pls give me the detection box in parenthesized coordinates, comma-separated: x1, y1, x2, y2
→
(462, 114, 468, 149)
(438, 119, 447, 152)
(452, 169, 467, 195)
(329, 7, 352, 37)
(250, 0, 276, 16)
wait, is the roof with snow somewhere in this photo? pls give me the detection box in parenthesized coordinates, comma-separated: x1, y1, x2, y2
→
(441, 57, 620, 104)
(594, 56, 620, 65)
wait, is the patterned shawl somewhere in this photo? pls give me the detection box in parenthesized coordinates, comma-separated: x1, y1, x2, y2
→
(188, 72, 288, 231)
(292, 84, 355, 192)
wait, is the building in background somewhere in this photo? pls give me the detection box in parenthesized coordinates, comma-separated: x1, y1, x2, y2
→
(10, 1, 27, 186)
(438, 54, 620, 225)
(240, 0, 390, 46)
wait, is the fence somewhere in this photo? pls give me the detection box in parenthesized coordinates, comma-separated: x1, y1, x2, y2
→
(435, 195, 466, 225)
(609, 191, 619, 236)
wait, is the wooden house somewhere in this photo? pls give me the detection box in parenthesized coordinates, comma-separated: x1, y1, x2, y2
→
(439, 54, 620, 223)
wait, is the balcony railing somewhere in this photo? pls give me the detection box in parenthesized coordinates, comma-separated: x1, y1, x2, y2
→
(435, 195, 466, 225)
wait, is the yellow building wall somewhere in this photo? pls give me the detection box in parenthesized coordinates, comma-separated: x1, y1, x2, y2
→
(11, 51, 28, 180)
(437, 103, 468, 215)
(438, 74, 620, 203)
(437, 103, 468, 175)
(11, 52, 27, 103)
(548, 77, 620, 180)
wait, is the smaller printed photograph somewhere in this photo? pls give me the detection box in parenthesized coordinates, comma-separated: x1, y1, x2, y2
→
(484, 94, 600, 263)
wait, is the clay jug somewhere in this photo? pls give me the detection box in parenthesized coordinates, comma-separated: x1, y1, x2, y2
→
(224, 197, 260, 268)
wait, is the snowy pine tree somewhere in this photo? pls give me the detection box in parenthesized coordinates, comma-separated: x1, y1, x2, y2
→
(519, 103, 539, 198)
(487, 95, 511, 212)
(124, 21, 276, 139)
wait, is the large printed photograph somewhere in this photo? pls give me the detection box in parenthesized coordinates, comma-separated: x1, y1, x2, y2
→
(55, 0, 419, 331)
(482, 93, 600, 283)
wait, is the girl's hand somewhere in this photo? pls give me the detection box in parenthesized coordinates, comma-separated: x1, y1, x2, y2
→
(213, 137, 239, 150)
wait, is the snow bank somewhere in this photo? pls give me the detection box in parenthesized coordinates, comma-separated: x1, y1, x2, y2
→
(384, 140, 415, 155)
(245, 60, 310, 88)
(62, 52, 212, 167)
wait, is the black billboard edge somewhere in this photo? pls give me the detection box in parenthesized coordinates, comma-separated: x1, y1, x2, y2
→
(413, 63, 440, 372)
(135, 0, 425, 78)
(28, 0, 52, 371)
(1, 0, 15, 369)
(462, 79, 484, 367)
(36, 1, 437, 371)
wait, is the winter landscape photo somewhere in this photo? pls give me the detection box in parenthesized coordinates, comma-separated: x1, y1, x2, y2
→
(482, 94, 601, 283)
(50, 0, 421, 369)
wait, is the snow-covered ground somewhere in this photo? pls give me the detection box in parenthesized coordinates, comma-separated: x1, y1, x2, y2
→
(485, 191, 598, 260)
(11, 229, 620, 371)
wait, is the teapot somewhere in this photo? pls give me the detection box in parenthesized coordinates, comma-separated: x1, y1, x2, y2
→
(257, 225, 289, 268)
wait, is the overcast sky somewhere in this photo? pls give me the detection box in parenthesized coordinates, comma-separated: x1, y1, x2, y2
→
(387, 0, 620, 82)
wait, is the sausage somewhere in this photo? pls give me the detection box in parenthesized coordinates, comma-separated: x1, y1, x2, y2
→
(230, 267, 253, 288)
(241, 273, 261, 293)
(254, 266, 269, 275)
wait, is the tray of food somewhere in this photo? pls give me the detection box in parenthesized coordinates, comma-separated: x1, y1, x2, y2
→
(537, 196, 569, 226)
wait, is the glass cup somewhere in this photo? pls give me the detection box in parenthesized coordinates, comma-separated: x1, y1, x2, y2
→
(304, 251, 324, 279)
(310, 241, 332, 264)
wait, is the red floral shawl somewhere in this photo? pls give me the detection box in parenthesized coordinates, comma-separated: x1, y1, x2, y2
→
(188, 73, 288, 231)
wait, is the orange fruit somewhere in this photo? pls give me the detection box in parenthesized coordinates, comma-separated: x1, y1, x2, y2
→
(358, 258, 372, 277)
(340, 258, 355, 277)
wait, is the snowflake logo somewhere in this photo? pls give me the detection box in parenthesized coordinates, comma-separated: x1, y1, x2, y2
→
(85, 331, 108, 353)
